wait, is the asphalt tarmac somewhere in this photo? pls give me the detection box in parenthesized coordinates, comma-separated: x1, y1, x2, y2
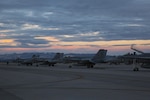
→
(0, 63, 150, 100)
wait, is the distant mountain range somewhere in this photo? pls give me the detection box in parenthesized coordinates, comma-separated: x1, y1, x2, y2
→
(0, 52, 95, 62)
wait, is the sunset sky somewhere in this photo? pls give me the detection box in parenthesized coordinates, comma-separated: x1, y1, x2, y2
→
(0, 0, 150, 55)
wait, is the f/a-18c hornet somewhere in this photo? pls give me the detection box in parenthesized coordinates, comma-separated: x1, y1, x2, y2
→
(17, 53, 64, 67)
(64, 49, 107, 68)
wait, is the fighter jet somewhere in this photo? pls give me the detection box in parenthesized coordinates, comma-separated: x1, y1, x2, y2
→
(40, 53, 64, 66)
(17, 53, 64, 67)
(64, 49, 107, 68)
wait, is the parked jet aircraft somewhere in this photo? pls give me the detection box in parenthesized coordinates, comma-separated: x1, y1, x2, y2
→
(64, 49, 108, 68)
(41, 53, 64, 66)
(18, 59, 33, 66)
(18, 53, 64, 66)
(123, 44, 150, 71)
(17, 54, 39, 66)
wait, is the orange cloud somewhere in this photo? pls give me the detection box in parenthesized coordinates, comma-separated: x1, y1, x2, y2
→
(0, 39, 14, 43)
(0, 39, 149, 54)
(59, 40, 150, 46)
(0, 39, 20, 46)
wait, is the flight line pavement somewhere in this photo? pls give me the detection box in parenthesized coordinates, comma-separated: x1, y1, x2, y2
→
(0, 63, 150, 100)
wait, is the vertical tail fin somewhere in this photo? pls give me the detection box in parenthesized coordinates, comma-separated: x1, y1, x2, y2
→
(52, 53, 64, 62)
(92, 49, 107, 63)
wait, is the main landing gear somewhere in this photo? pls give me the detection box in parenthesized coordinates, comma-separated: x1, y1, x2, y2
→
(133, 59, 139, 71)
(133, 67, 139, 71)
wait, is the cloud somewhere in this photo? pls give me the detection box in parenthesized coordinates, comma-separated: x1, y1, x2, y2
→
(0, 29, 15, 33)
(35, 36, 60, 42)
(0, 39, 20, 46)
(21, 23, 41, 30)
(0, 0, 150, 53)
(57, 31, 104, 42)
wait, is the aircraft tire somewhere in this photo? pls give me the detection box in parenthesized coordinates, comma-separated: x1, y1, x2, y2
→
(133, 68, 139, 71)
(91, 65, 94, 68)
